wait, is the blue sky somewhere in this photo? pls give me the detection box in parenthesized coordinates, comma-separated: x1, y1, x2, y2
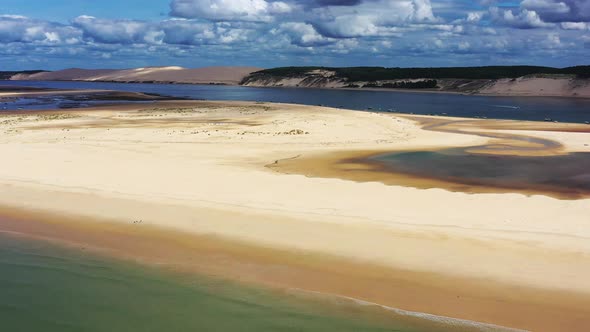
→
(0, 0, 588, 70)
(0, 0, 169, 22)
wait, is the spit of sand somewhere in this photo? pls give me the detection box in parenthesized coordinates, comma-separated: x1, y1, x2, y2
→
(1, 101, 589, 331)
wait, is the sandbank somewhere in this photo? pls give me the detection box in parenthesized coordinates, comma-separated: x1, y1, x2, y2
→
(1, 100, 589, 331)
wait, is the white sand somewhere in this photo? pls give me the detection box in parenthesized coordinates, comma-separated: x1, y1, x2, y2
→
(0, 101, 589, 299)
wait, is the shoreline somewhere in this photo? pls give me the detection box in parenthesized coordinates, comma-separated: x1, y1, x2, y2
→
(3, 231, 431, 332)
(5, 78, 590, 99)
(245, 83, 590, 99)
(0, 206, 583, 332)
(0, 88, 177, 100)
(0, 88, 112, 97)
(1, 100, 589, 331)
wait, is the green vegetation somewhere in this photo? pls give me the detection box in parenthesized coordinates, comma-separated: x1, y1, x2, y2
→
(566, 66, 590, 78)
(0, 70, 47, 80)
(250, 66, 327, 78)
(365, 80, 438, 89)
(246, 65, 590, 82)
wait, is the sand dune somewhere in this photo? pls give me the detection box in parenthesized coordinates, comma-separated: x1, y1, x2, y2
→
(242, 71, 590, 98)
(11, 67, 590, 98)
(479, 76, 590, 97)
(11, 66, 262, 85)
(11, 68, 119, 81)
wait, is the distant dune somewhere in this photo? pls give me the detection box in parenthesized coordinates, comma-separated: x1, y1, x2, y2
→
(478, 76, 590, 98)
(9, 65, 590, 98)
(242, 72, 590, 98)
(241, 66, 590, 98)
(11, 66, 262, 85)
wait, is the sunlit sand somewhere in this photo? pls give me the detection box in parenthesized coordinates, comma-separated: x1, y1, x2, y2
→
(1, 100, 589, 331)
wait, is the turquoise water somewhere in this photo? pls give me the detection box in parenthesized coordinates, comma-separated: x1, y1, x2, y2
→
(1, 234, 479, 332)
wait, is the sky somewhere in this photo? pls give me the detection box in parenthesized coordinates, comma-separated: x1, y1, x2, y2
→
(0, 0, 588, 70)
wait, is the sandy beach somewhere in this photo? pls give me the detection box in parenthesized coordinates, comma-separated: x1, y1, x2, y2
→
(1, 100, 589, 331)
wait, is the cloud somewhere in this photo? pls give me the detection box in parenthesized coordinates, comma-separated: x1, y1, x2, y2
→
(412, 0, 436, 22)
(560, 21, 588, 30)
(466, 12, 484, 23)
(310, 0, 438, 38)
(170, 0, 292, 22)
(0, 15, 81, 44)
(489, 7, 554, 29)
(310, 0, 362, 6)
(160, 20, 216, 45)
(161, 19, 253, 45)
(276, 22, 335, 46)
(71, 16, 257, 46)
(521, 0, 590, 22)
(72, 16, 162, 44)
(482, 1, 590, 30)
(1, 0, 589, 69)
(521, 0, 569, 14)
(314, 16, 380, 38)
(0, 14, 259, 49)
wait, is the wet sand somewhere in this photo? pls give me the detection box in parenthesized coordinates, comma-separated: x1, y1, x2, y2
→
(1, 100, 589, 331)
(2, 208, 588, 332)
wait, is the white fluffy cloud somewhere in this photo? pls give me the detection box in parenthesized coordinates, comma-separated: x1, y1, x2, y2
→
(170, 0, 292, 22)
(314, 16, 380, 38)
(522, 0, 590, 22)
(0, 0, 588, 68)
(521, 0, 570, 14)
(0, 15, 80, 44)
(276, 22, 334, 46)
(162, 19, 253, 45)
(560, 22, 589, 30)
(0, 15, 258, 48)
(489, 7, 554, 29)
(482, 0, 590, 30)
(73, 16, 162, 44)
(310, 0, 438, 38)
(412, 0, 436, 22)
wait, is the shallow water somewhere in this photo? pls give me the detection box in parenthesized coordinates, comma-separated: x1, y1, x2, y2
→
(1, 80, 589, 123)
(2, 233, 508, 332)
(362, 116, 590, 198)
(0, 90, 155, 110)
(373, 148, 590, 198)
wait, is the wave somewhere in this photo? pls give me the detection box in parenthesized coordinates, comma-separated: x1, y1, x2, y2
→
(285, 287, 528, 332)
(490, 105, 520, 109)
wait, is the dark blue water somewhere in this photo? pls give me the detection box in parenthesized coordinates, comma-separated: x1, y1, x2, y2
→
(1, 80, 589, 124)
(0, 93, 153, 110)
